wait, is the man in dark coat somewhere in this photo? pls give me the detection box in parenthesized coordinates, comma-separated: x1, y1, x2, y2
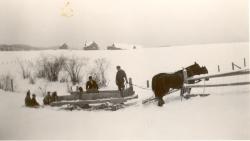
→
(116, 66, 128, 93)
(51, 91, 58, 102)
(86, 76, 99, 93)
(30, 94, 40, 107)
(25, 90, 32, 107)
(43, 92, 52, 105)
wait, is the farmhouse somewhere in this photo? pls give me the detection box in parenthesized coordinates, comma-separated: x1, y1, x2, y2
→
(107, 43, 122, 50)
(83, 41, 99, 50)
(59, 43, 69, 49)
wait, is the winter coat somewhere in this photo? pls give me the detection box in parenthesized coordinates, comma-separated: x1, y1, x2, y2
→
(51, 92, 58, 102)
(86, 80, 98, 90)
(31, 98, 39, 107)
(43, 95, 52, 105)
(116, 69, 128, 85)
(25, 96, 32, 107)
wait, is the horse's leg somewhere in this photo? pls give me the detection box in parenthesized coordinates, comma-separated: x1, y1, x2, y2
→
(187, 88, 191, 94)
(157, 96, 165, 107)
(180, 88, 184, 97)
(157, 88, 170, 107)
(153, 91, 165, 107)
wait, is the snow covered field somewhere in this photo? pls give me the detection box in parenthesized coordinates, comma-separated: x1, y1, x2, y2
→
(0, 42, 249, 139)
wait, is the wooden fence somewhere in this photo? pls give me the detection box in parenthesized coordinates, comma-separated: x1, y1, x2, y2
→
(184, 68, 250, 88)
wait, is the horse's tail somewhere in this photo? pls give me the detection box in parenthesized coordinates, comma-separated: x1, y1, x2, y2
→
(151, 75, 157, 93)
(151, 73, 169, 98)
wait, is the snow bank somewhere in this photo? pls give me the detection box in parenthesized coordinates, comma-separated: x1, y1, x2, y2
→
(0, 85, 249, 139)
(0, 42, 249, 139)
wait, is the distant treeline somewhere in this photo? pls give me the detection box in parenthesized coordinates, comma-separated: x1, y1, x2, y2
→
(0, 42, 137, 51)
(0, 44, 66, 51)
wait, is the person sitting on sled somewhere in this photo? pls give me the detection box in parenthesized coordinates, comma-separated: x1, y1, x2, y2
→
(51, 91, 58, 102)
(43, 92, 52, 105)
(30, 94, 40, 107)
(25, 90, 32, 107)
(86, 76, 99, 93)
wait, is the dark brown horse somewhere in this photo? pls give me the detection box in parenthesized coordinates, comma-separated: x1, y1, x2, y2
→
(152, 62, 208, 106)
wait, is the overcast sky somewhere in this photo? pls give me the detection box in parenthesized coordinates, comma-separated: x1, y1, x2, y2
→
(0, 0, 248, 48)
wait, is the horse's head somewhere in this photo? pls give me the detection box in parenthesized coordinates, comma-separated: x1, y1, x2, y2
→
(186, 62, 208, 77)
(201, 66, 209, 81)
(200, 66, 208, 74)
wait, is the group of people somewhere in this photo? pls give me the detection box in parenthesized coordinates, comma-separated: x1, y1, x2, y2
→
(43, 91, 58, 105)
(24, 90, 58, 107)
(25, 90, 39, 107)
(24, 65, 129, 107)
(70, 76, 99, 93)
(84, 65, 128, 93)
(74, 65, 128, 94)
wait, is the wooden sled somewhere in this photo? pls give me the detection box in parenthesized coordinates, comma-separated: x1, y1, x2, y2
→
(50, 78, 138, 107)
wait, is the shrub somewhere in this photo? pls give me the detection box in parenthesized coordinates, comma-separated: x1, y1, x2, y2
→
(88, 58, 110, 88)
(58, 70, 69, 83)
(0, 73, 14, 91)
(29, 75, 36, 84)
(36, 55, 67, 81)
(64, 57, 88, 84)
(17, 59, 31, 79)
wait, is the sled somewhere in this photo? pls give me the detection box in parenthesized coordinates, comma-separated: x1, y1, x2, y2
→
(50, 78, 138, 107)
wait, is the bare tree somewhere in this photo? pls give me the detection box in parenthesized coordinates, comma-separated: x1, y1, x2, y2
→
(35, 56, 47, 79)
(48, 55, 67, 81)
(17, 59, 31, 79)
(29, 75, 36, 84)
(35, 55, 67, 81)
(64, 57, 88, 84)
(88, 58, 110, 88)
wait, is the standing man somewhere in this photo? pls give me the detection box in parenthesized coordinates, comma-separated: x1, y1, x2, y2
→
(116, 66, 128, 95)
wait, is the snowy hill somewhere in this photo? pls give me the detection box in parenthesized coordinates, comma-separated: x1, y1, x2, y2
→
(0, 42, 249, 139)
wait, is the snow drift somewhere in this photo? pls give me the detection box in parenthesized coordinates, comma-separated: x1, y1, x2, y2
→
(0, 42, 249, 139)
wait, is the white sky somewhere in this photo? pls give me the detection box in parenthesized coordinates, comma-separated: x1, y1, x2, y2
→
(0, 0, 248, 48)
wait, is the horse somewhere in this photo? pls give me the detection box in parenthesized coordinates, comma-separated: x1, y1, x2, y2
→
(152, 62, 208, 106)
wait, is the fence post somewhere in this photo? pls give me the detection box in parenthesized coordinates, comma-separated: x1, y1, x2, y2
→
(217, 65, 220, 72)
(183, 69, 188, 83)
(232, 62, 241, 70)
(129, 78, 133, 88)
(244, 58, 246, 67)
(146, 80, 149, 88)
(11, 79, 14, 92)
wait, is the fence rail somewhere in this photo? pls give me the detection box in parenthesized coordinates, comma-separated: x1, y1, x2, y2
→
(186, 68, 250, 81)
(184, 68, 250, 89)
(185, 81, 250, 88)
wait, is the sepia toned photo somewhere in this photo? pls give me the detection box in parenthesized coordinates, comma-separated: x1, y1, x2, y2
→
(0, 0, 249, 140)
